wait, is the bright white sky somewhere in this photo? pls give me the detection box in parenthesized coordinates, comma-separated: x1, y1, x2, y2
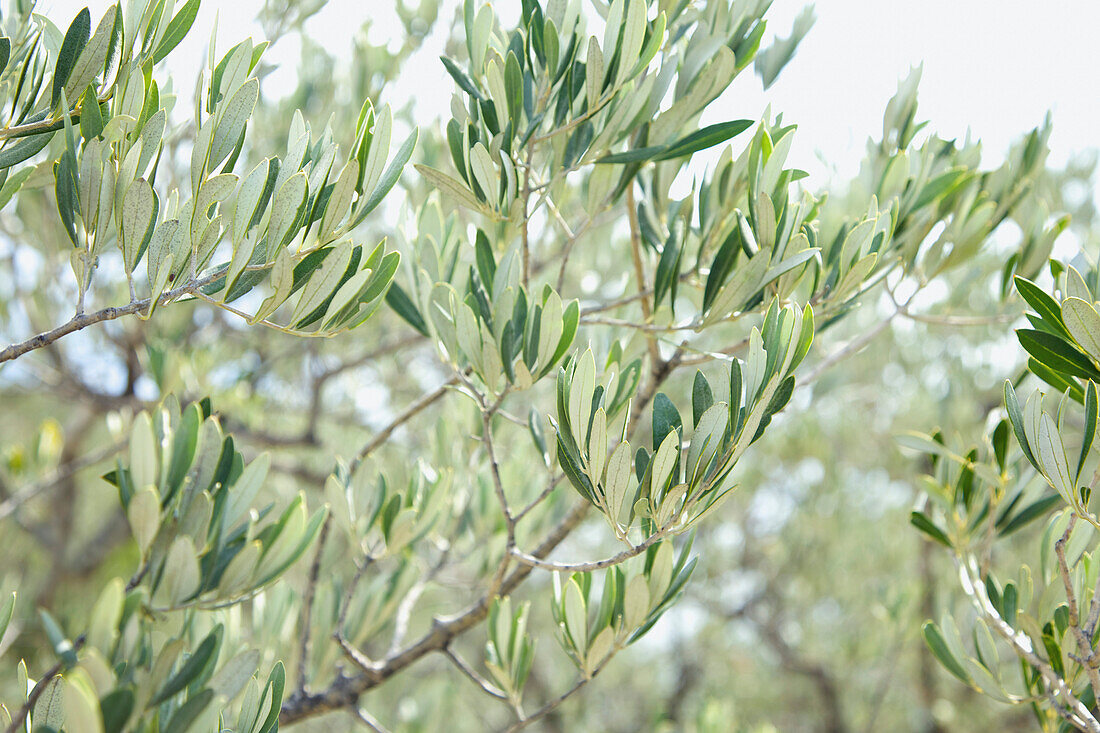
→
(41, 0, 1100, 186)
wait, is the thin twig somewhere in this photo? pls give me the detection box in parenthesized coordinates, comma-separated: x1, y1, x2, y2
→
(503, 660, 610, 733)
(1054, 515, 1100, 695)
(0, 440, 125, 522)
(580, 314, 698, 332)
(280, 500, 591, 725)
(958, 555, 1100, 732)
(350, 377, 458, 471)
(478, 388, 516, 598)
(441, 646, 509, 701)
(514, 474, 563, 523)
(801, 311, 898, 384)
(509, 527, 670, 573)
(280, 355, 680, 724)
(0, 273, 221, 365)
(353, 706, 392, 733)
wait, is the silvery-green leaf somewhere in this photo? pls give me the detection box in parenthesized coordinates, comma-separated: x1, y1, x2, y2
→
(647, 541, 673, 599)
(569, 350, 596, 446)
(290, 241, 353, 326)
(361, 105, 392, 198)
(687, 404, 728, 485)
(1066, 266, 1092, 304)
(121, 178, 156, 273)
(1037, 412, 1072, 499)
(415, 164, 484, 213)
(209, 649, 261, 703)
(622, 574, 649, 629)
(190, 121, 214, 192)
(32, 676, 65, 731)
(233, 158, 270, 243)
(588, 407, 608, 481)
(254, 500, 307, 580)
(137, 108, 166, 178)
(320, 267, 373, 331)
(225, 452, 271, 528)
(212, 39, 253, 113)
(615, 0, 646, 86)
(62, 671, 101, 733)
(455, 300, 483, 371)
(127, 485, 160, 554)
(209, 78, 258, 172)
(218, 541, 261, 596)
(94, 161, 115, 251)
(64, 5, 118, 101)
(268, 171, 308, 250)
(704, 250, 768, 326)
(563, 578, 587, 652)
(649, 430, 679, 499)
(251, 248, 295, 322)
(87, 578, 123, 653)
(319, 158, 358, 241)
(585, 37, 603, 112)
(1062, 297, 1100, 361)
(585, 626, 614, 676)
(161, 536, 201, 606)
(78, 138, 104, 225)
(602, 0, 624, 75)
(469, 142, 497, 205)
(129, 411, 157, 490)
(604, 441, 634, 527)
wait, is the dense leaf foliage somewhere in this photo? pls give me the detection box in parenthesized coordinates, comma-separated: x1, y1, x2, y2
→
(0, 0, 1090, 731)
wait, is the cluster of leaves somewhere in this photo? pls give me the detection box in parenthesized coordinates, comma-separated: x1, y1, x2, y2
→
(0, 0, 413, 354)
(0, 0, 1082, 730)
(418, 0, 770, 228)
(400, 226, 580, 394)
(550, 539, 695, 678)
(2, 398, 318, 732)
(556, 299, 812, 540)
(909, 266, 1100, 730)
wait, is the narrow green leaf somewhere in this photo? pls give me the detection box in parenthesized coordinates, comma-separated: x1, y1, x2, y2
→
(910, 511, 951, 547)
(1017, 329, 1100, 381)
(415, 163, 484, 213)
(152, 0, 201, 64)
(53, 8, 92, 108)
(594, 145, 667, 165)
(653, 120, 754, 161)
(162, 688, 214, 733)
(1015, 276, 1070, 338)
(1080, 381, 1097, 481)
(652, 393, 681, 453)
(911, 168, 970, 211)
(99, 688, 134, 731)
(350, 128, 417, 227)
(440, 55, 484, 100)
(0, 127, 56, 170)
(998, 494, 1061, 536)
(385, 282, 429, 337)
(150, 626, 220, 706)
(692, 371, 713, 429)
(921, 621, 972, 684)
(1003, 381, 1038, 471)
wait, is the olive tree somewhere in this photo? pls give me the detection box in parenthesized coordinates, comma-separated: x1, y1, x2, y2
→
(0, 0, 1066, 731)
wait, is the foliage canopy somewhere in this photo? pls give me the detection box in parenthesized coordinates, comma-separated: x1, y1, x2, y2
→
(0, 0, 1096, 731)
